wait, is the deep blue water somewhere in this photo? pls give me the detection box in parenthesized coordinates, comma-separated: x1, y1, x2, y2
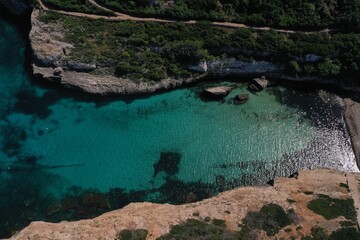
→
(0, 18, 358, 237)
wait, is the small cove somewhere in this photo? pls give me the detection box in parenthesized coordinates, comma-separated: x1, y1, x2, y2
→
(0, 17, 358, 237)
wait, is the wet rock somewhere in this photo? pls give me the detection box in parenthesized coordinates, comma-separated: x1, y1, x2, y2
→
(185, 192, 197, 203)
(81, 192, 111, 209)
(46, 201, 62, 216)
(202, 86, 234, 99)
(23, 198, 35, 207)
(234, 94, 249, 105)
(153, 152, 181, 177)
(61, 197, 78, 211)
(215, 175, 226, 186)
(249, 76, 269, 92)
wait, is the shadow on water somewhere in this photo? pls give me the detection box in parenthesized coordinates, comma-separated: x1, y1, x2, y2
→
(0, 146, 317, 238)
(0, 156, 217, 238)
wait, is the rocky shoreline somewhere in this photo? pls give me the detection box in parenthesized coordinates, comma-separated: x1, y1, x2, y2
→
(9, 169, 360, 240)
(28, 8, 360, 96)
(3, 4, 360, 240)
(344, 99, 360, 168)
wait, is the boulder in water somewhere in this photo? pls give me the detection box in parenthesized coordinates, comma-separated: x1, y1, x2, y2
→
(202, 86, 234, 99)
(234, 94, 249, 105)
(249, 76, 269, 92)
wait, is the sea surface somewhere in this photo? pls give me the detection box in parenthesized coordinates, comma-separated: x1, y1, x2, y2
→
(0, 18, 358, 237)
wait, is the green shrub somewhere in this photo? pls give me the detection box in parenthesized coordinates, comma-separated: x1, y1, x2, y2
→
(212, 219, 226, 228)
(307, 195, 356, 221)
(157, 219, 238, 240)
(37, 10, 360, 84)
(243, 203, 292, 236)
(340, 220, 355, 227)
(117, 229, 148, 240)
(329, 227, 360, 240)
(303, 191, 314, 195)
(339, 183, 350, 190)
(287, 198, 296, 204)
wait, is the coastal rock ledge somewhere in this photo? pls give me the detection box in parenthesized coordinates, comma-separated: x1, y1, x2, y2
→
(29, 9, 285, 96)
(344, 98, 360, 167)
(9, 169, 360, 240)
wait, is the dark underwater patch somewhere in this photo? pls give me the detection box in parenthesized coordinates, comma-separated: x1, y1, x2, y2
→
(14, 89, 61, 119)
(0, 123, 27, 157)
(153, 152, 181, 177)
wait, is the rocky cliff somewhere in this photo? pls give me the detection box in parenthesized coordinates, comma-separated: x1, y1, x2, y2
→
(9, 169, 360, 240)
(29, 8, 360, 96)
(28, 9, 294, 96)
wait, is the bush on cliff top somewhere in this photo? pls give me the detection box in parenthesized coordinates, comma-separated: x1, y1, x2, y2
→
(307, 194, 357, 221)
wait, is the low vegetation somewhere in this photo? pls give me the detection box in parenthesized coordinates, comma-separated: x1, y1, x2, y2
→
(156, 219, 238, 239)
(38, 11, 360, 85)
(243, 203, 292, 236)
(117, 229, 148, 240)
(339, 182, 350, 191)
(307, 194, 357, 221)
(302, 226, 360, 240)
(42, 0, 115, 15)
(95, 0, 360, 30)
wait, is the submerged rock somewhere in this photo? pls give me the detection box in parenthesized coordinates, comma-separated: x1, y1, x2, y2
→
(46, 201, 62, 216)
(153, 152, 181, 177)
(215, 175, 226, 185)
(81, 192, 111, 209)
(234, 94, 249, 105)
(249, 76, 269, 91)
(202, 86, 234, 99)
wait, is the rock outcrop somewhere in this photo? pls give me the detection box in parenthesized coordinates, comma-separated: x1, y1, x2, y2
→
(202, 86, 234, 99)
(343, 98, 360, 167)
(29, 9, 207, 95)
(28, 9, 360, 96)
(249, 76, 269, 91)
(206, 58, 284, 77)
(9, 169, 360, 240)
(233, 94, 249, 104)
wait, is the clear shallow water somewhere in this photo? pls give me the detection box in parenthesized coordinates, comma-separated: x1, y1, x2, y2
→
(0, 18, 358, 237)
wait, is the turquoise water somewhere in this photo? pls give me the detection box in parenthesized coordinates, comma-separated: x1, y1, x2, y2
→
(0, 18, 358, 237)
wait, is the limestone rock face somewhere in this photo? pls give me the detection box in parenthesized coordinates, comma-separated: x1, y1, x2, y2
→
(67, 61, 97, 71)
(10, 169, 359, 240)
(206, 58, 284, 76)
(343, 98, 360, 167)
(29, 9, 206, 95)
(189, 61, 208, 73)
(0, 0, 31, 16)
(30, 10, 74, 68)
